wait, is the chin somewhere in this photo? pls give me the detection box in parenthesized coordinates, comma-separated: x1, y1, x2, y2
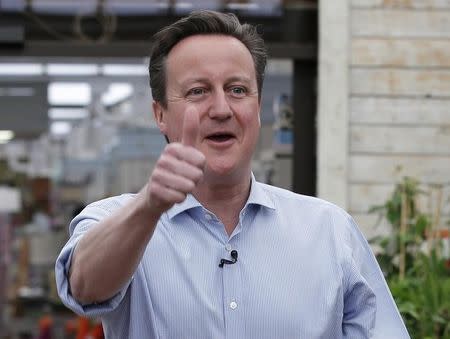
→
(204, 159, 249, 182)
(206, 163, 235, 177)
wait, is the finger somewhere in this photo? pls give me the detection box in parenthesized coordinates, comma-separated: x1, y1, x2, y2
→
(158, 153, 204, 182)
(164, 144, 206, 168)
(149, 181, 186, 206)
(152, 168, 196, 194)
(181, 106, 199, 147)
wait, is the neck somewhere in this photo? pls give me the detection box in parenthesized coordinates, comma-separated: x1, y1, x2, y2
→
(193, 172, 252, 235)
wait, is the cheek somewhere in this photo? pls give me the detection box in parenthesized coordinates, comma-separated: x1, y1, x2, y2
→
(163, 117, 182, 143)
(242, 107, 261, 131)
(163, 104, 187, 142)
(241, 112, 260, 148)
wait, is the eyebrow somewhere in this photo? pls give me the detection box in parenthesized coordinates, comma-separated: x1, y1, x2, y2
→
(226, 76, 252, 84)
(179, 76, 253, 88)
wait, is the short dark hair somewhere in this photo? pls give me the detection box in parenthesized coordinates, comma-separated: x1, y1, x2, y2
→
(149, 10, 267, 107)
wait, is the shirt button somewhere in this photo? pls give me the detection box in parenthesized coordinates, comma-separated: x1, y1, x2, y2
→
(225, 244, 232, 251)
(229, 301, 237, 310)
(205, 213, 213, 221)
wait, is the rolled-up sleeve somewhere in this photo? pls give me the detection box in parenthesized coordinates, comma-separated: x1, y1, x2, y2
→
(55, 197, 134, 317)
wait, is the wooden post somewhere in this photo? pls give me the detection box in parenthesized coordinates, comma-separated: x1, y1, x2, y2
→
(399, 190, 408, 280)
(431, 185, 443, 257)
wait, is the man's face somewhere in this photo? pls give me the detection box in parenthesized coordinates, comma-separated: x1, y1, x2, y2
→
(154, 34, 261, 181)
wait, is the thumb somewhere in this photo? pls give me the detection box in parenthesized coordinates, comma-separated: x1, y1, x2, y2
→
(181, 107, 199, 147)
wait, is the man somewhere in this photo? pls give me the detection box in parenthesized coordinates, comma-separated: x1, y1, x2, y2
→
(56, 10, 409, 338)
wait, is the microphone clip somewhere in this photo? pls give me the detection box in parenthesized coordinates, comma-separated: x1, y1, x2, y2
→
(219, 250, 238, 268)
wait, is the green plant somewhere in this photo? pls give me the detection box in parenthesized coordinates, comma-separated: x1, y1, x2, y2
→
(370, 177, 450, 338)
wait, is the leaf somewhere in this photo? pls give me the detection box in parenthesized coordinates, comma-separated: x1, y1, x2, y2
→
(398, 302, 419, 319)
(368, 205, 385, 214)
(414, 214, 429, 237)
(368, 177, 450, 338)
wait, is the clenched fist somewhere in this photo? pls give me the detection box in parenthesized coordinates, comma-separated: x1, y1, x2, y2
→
(145, 107, 206, 216)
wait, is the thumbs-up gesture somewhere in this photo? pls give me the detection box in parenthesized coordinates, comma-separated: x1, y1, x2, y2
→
(145, 107, 206, 216)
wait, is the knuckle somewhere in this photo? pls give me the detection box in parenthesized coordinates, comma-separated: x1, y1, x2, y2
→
(185, 180, 195, 191)
(151, 168, 162, 182)
(192, 169, 203, 182)
(163, 144, 176, 157)
(173, 192, 186, 204)
(157, 155, 170, 169)
(167, 143, 182, 153)
(193, 152, 206, 166)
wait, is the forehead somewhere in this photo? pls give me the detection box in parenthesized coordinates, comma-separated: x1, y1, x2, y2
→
(165, 34, 256, 82)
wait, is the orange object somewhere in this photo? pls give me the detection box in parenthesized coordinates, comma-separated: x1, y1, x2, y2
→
(38, 315, 53, 339)
(65, 318, 77, 334)
(76, 316, 91, 339)
(90, 323, 105, 339)
(39, 315, 53, 330)
(439, 228, 449, 238)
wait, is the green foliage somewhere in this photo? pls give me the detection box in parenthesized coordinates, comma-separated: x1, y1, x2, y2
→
(370, 177, 450, 338)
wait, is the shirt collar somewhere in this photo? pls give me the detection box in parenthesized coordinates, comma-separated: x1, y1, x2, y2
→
(166, 172, 275, 220)
(167, 193, 202, 220)
(245, 172, 276, 210)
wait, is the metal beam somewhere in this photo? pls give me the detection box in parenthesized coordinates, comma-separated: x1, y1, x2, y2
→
(0, 7, 317, 59)
(0, 40, 316, 59)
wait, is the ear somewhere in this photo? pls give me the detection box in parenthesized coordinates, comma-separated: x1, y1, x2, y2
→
(153, 100, 167, 135)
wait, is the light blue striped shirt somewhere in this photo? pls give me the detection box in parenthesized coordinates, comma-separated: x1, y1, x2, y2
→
(55, 177, 409, 338)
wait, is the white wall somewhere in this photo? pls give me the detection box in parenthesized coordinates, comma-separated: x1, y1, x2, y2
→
(319, 0, 450, 237)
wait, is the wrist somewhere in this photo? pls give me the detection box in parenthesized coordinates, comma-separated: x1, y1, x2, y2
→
(135, 186, 163, 225)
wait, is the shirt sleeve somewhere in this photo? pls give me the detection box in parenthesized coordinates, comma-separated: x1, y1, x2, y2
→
(54, 197, 134, 317)
(341, 214, 410, 339)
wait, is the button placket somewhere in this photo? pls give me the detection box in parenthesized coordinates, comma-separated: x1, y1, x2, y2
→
(221, 241, 243, 339)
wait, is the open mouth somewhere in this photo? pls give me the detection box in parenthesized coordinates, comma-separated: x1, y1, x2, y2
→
(206, 133, 235, 143)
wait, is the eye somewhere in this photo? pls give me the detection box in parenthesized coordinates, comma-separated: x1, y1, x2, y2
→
(187, 87, 207, 97)
(229, 86, 247, 97)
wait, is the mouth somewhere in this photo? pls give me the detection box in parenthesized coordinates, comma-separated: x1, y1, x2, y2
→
(205, 132, 235, 143)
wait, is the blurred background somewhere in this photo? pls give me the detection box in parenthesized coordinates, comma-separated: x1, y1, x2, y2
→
(0, 0, 449, 338)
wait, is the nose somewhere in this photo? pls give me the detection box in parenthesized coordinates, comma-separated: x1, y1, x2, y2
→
(208, 90, 232, 120)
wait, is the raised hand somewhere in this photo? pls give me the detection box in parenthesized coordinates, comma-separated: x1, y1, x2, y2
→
(145, 107, 206, 215)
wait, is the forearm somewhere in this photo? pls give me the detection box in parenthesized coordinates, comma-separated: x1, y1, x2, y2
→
(67, 129, 205, 304)
(69, 188, 159, 304)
